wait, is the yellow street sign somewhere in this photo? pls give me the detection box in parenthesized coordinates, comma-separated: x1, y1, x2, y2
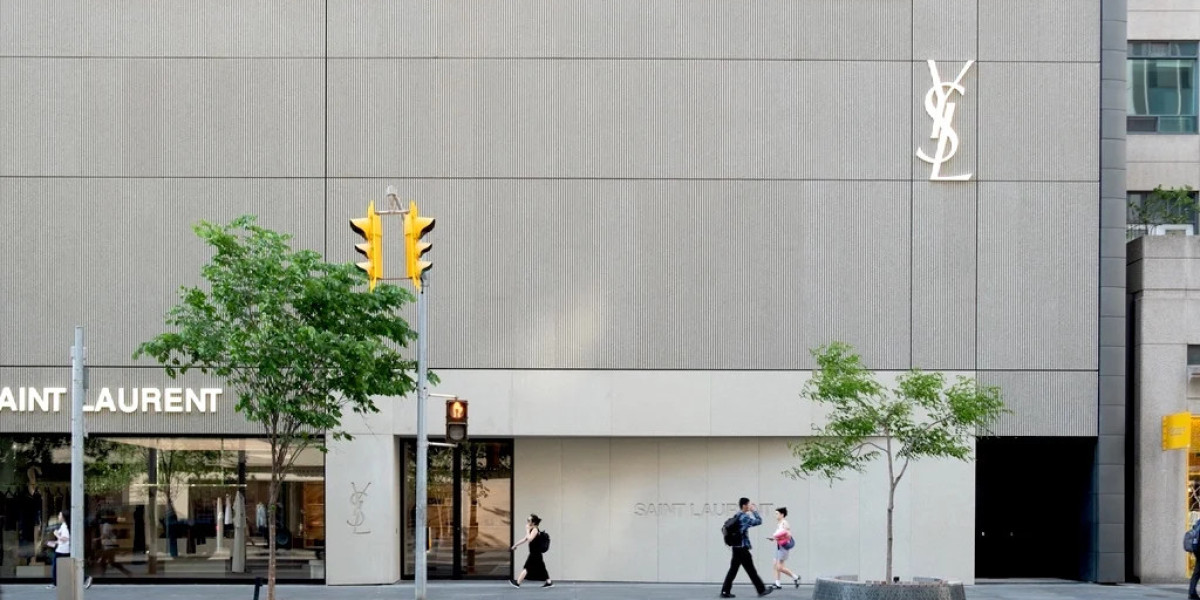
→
(1163, 412, 1191, 451)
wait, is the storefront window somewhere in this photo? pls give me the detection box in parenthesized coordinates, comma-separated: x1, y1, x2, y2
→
(0, 436, 325, 581)
(402, 440, 512, 579)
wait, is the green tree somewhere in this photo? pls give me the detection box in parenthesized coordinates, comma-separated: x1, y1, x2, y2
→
(135, 216, 419, 600)
(786, 342, 1006, 583)
(1129, 184, 1198, 239)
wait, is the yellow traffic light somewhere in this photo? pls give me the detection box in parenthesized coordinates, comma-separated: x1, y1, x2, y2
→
(350, 200, 383, 291)
(446, 399, 468, 442)
(403, 200, 435, 291)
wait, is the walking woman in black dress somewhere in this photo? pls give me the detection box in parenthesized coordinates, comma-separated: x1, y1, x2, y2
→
(509, 514, 552, 588)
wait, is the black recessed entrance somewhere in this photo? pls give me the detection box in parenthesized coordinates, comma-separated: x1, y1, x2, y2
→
(975, 437, 1096, 580)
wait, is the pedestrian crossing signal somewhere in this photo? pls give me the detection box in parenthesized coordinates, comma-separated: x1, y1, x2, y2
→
(446, 399, 468, 442)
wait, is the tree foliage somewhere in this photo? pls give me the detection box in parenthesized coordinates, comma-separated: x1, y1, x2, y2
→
(1129, 184, 1198, 238)
(134, 215, 420, 600)
(786, 342, 1006, 582)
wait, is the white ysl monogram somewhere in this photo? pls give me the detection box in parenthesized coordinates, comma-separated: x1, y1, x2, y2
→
(348, 481, 372, 534)
(917, 60, 975, 181)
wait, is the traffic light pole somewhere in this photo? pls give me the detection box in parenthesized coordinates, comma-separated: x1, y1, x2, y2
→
(69, 326, 85, 600)
(414, 278, 429, 600)
(359, 187, 434, 598)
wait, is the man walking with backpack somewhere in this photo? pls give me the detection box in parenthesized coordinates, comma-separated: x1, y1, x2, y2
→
(719, 498, 773, 598)
(1187, 515, 1200, 599)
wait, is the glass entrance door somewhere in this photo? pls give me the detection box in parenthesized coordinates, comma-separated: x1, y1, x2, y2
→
(402, 440, 512, 579)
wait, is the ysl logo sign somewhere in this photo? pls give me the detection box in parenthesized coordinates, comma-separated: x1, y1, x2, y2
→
(348, 481, 371, 534)
(917, 60, 975, 181)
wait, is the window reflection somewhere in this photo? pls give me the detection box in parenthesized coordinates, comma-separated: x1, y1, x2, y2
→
(0, 436, 325, 581)
(402, 440, 512, 579)
(1128, 41, 1200, 133)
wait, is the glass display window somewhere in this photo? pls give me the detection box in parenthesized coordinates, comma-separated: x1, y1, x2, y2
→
(0, 435, 325, 582)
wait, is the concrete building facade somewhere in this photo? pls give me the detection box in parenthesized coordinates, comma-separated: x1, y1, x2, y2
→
(1126, 0, 1200, 584)
(0, 0, 1123, 586)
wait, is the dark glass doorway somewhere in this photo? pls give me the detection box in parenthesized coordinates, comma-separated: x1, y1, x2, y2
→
(401, 440, 513, 579)
(975, 437, 1096, 580)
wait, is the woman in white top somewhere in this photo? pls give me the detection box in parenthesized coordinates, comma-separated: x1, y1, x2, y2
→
(46, 510, 92, 590)
(767, 507, 800, 589)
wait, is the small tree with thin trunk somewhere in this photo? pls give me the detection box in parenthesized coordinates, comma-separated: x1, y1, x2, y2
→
(135, 216, 419, 600)
(785, 342, 1006, 583)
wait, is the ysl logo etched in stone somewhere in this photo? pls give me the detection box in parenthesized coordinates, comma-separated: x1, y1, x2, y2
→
(348, 481, 371, 534)
(917, 60, 975, 181)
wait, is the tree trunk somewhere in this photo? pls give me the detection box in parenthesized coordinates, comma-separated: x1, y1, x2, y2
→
(268, 469, 279, 600)
(885, 436, 895, 583)
(887, 479, 896, 583)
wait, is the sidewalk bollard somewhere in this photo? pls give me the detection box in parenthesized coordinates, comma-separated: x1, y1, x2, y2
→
(253, 577, 265, 600)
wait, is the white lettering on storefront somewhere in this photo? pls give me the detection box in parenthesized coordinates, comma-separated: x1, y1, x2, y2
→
(0, 387, 66, 412)
(141, 388, 162, 412)
(633, 502, 775, 517)
(164, 388, 183, 413)
(0, 386, 223, 414)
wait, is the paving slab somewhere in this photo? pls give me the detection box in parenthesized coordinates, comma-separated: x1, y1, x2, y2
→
(0, 581, 1193, 600)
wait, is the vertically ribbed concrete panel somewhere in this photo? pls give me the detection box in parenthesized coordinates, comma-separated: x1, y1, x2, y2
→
(0, 58, 83, 176)
(82, 178, 326, 366)
(83, 58, 325, 177)
(979, 0, 1100, 62)
(912, 182, 977, 369)
(82, 0, 325, 57)
(327, 0, 913, 60)
(0, 0, 83, 56)
(913, 0, 977, 61)
(327, 59, 911, 180)
(2, 0, 326, 58)
(977, 62, 1100, 181)
(327, 179, 911, 370)
(977, 182, 1100, 370)
(0, 179, 86, 365)
(980, 371, 1099, 436)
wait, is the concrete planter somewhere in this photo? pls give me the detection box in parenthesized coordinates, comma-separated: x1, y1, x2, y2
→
(812, 577, 966, 600)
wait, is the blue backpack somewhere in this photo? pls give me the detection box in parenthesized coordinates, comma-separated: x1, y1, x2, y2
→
(1184, 519, 1200, 552)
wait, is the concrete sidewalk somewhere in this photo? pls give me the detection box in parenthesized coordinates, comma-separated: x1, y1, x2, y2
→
(0, 581, 1194, 600)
